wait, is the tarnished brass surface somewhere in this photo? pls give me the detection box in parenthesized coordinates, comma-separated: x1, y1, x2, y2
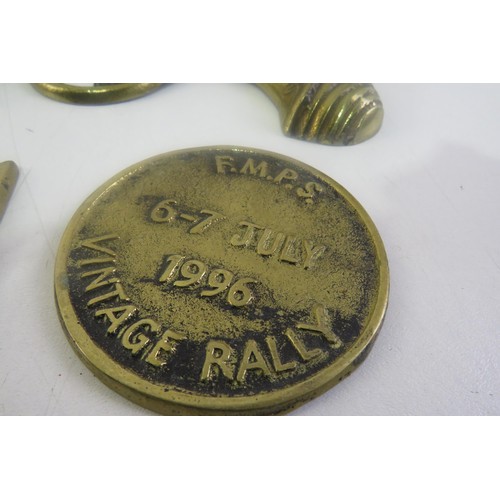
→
(32, 83, 162, 104)
(257, 83, 384, 145)
(54, 146, 388, 415)
(0, 161, 19, 222)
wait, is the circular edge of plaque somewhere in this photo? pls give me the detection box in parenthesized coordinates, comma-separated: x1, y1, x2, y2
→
(54, 146, 389, 415)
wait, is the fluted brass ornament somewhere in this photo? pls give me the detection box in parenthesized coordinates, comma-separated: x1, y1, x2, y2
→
(0, 161, 19, 222)
(54, 146, 389, 415)
(257, 83, 384, 146)
(31, 83, 383, 145)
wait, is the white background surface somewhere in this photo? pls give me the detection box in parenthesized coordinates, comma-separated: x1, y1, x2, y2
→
(0, 83, 499, 416)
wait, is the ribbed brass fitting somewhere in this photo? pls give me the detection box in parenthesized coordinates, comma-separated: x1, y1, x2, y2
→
(257, 83, 383, 146)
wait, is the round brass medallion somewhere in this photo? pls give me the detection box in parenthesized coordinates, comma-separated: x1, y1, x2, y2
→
(55, 146, 388, 415)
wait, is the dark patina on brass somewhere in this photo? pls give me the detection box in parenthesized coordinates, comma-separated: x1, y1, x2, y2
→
(54, 147, 388, 415)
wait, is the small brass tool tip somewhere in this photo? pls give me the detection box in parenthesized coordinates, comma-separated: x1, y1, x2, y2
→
(0, 161, 19, 221)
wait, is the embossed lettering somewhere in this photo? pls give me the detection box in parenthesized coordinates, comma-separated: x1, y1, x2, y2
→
(158, 255, 257, 307)
(227, 278, 256, 307)
(279, 236, 300, 264)
(87, 282, 129, 306)
(229, 222, 326, 270)
(150, 199, 177, 222)
(215, 155, 234, 174)
(297, 181, 323, 203)
(174, 260, 207, 287)
(230, 221, 262, 247)
(121, 319, 158, 355)
(189, 210, 226, 234)
(201, 269, 234, 297)
(81, 234, 119, 256)
(79, 257, 115, 267)
(274, 168, 298, 184)
(200, 340, 235, 381)
(200, 331, 329, 383)
(297, 304, 343, 348)
(82, 267, 118, 292)
(240, 158, 269, 177)
(159, 255, 185, 283)
(302, 241, 326, 270)
(256, 228, 285, 256)
(214, 156, 324, 203)
(145, 329, 185, 367)
(150, 199, 226, 234)
(236, 340, 272, 382)
(266, 336, 297, 372)
(285, 328, 323, 361)
(78, 235, 187, 368)
(95, 305, 137, 334)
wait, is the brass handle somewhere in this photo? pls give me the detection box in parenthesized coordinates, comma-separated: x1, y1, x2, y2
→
(256, 83, 384, 146)
(31, 83, 163, 105)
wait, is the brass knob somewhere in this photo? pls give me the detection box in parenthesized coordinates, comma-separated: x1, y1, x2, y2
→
(257, 83, 383, 146)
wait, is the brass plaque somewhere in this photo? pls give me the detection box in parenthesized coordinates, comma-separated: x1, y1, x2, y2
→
(54, 147, 389, 415)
